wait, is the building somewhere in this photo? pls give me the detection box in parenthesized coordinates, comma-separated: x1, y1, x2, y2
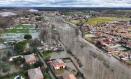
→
(29, 9, 39, 13)
(63, 73, 77, 79)
(15, 17, 30, 24)
(51, 59, 66, 70)
(28, 67, 44, 79)
(24, 53, 37, 64)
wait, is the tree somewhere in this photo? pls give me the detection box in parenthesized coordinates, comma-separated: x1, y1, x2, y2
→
(95, 41, 103, 48)
(24, 34, 32, 40)
(76, 20, 83, 26)
(7, 51, 12, 57)
(13, 57, 25, 65)
(1, 56, 8, 62)
(14, 41, 27, 53)
(30, 39, 41, 47)
(2, 64, 10, 73)
(129, 20, 131, 25)
(34, 61, 43, 68)
(35, 17, 42, 21)
(23, 64, 30, 70)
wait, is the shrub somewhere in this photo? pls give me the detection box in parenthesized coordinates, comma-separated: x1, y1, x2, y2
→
(24, 34, 32, 40)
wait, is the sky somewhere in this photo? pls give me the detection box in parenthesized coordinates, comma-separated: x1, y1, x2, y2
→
(0, 0, 131, 7)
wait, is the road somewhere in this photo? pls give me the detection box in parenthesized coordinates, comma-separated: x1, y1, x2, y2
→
(44, 15, 131, 79)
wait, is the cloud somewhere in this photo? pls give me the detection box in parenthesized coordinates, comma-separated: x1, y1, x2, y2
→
(0, 0, 131, 7)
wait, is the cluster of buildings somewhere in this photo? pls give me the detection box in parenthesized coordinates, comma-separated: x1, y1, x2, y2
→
(0, 10, 84, 79)
(84, 21, 131, 65)
(9, 53, 44, 79)
(14, 14, 42, 25)
(37, 42, 64, 52)
(68, 14, 89, 20)
(24, 54, 44, 79)
(8, 37, 78, 79)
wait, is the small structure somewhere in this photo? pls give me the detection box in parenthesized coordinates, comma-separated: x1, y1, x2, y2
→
(24, 53, 36, 64)
(51, 59, 66, 70)
(28, 67, 44, 79)
(63, 73, 77, 79)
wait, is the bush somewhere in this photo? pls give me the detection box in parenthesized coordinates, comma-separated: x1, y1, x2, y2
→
(2, 64, 10, 73)
(13, 57, 25, 65)
(34, 61, 43, 68)
(44, 72, 52, 79)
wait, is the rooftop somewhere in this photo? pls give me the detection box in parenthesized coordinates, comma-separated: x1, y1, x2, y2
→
(63, 73, 77, 79)
(28, 67, 43, 79)
(24, 53, 36, 64)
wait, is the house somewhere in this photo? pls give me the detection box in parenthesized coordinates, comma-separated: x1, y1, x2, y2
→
(51, 59, 66, 70)
(24, 53, 37, 64)
(63, 73, 77, 79)
(28, 67, 44, 79)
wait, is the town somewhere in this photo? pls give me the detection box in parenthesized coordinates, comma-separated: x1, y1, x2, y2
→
(82, 21, 131, 65)
(0, 9, 85, 79)
(0, 7, 131, 79)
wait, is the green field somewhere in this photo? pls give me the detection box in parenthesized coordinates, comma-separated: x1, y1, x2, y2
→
(87, 17, 113, 26)
(6, 24, 32, 33)
(70, 17, 131, 26)
(70, 20, 80, 25)
(42, 51, 52, 60)
(87, 17, 131, 26)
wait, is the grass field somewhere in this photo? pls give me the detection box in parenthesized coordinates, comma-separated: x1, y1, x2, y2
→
(70, 17, 131, 26)
(42, 51, 52, 60)
(70, 20, 80, 25)
(6, 24, 32, 33)
(86, 17, 113, 26)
